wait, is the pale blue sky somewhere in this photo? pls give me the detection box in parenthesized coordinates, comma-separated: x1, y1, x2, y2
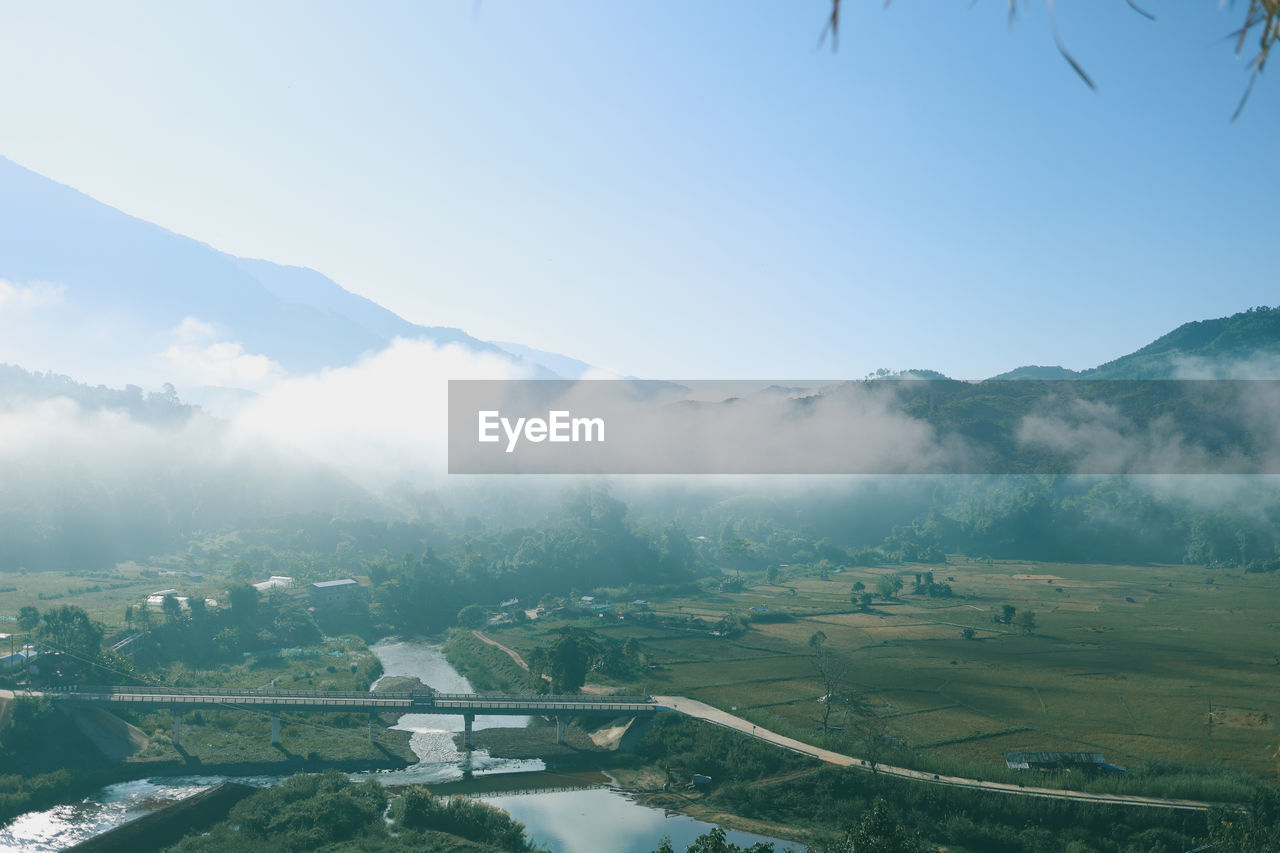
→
(0, 1, 1275, 379)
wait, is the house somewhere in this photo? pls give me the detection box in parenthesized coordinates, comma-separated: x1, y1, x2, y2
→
(1, 649, 35, 671)
(310, 578, 360, 610)
(144, 590, 217, 612)
(253, 575, 295, 593)
(1004, 752, 1125, 773)
(144, 589, 181, 610)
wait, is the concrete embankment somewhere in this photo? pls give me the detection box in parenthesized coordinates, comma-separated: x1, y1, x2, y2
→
(65, 781, 258, 853)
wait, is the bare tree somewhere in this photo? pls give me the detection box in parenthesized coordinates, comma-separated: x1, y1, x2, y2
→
(821, 1, 1279, 117)
(811, 630, 848, 734)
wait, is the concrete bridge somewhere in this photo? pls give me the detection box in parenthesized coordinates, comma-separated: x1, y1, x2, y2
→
(47, 685, 661, 748)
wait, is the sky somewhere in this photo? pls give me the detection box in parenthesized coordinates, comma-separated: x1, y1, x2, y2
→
(0, 1, 1277, 380)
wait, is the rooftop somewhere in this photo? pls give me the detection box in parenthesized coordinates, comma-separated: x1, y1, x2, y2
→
(312, 578, 359, 589)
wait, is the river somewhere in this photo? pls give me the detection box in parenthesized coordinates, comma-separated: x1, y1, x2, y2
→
(0, 638, 804, 852)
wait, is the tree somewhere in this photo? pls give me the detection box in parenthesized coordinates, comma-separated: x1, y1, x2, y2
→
(650, 826, 777, 853)
(1000, 604, 1017, 624)
(961, 626, 976, 640)
(17, 605, 40, 632)
(810, 631, 846, 733)
(1017, 609, 1037, 634)
(457, 604, 487, 628)
(227, 584, 259, 625)
(162, 593, 183, 624)
(543, 629, 599, 693)
(229, 560, 254, 585)
(876, 576, 902, 600)
(833, 798, 934, 853)
(274, 602, 320, 645)
(37, 605, 104, 673)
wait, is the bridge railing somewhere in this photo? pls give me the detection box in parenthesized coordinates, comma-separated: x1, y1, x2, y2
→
(50, 685, 429, 700)
(51, 685, 653, 704)
(431, 692, 652, 704)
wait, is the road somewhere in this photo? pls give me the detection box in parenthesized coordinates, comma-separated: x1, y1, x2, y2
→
(472, 630, 532, 671)
(652, 695, 1222, 812)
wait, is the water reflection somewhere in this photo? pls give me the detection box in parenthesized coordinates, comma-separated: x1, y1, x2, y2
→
(0, 779, 210, 852)
(479, 788, 804, 853)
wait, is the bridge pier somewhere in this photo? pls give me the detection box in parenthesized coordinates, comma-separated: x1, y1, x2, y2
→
(171, 707, 179, 746)
(368, 712, 376, 744)
(463, 713, 474, 750)
(271, 712, 281, 746)
(555, 716, 565, 744)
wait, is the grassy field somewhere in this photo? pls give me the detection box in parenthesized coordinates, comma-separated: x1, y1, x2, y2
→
(0, 562, 173, 627)
(478, 558, 1280, 785)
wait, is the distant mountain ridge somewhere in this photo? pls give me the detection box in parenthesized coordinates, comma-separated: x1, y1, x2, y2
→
(0, 156, 558, 382)
(989, 306, 1280, 380)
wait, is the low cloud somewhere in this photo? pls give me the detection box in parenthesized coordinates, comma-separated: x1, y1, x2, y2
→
(160, 317, 284, 390)
(1017, 398, 1244, 474)
(1171, 353, 1280, 380)
(228, 337, 536, 489)
(0, 279, 65, 313)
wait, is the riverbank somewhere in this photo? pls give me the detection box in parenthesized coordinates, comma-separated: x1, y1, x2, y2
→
(444, 685, 820, 848)
(606, 766, 822, 851)
(64, 782, 257, 853)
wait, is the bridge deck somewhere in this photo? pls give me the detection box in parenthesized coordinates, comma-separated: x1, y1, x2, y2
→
(48, 686, 661, 715)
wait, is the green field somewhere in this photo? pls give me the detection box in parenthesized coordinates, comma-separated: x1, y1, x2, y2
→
(480, 558, 1280, 784)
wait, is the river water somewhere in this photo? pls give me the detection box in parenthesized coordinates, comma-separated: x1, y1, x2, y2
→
(0, 638, 803, 852)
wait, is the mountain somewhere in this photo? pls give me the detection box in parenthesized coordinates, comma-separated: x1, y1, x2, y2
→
(990, 306, 1280, 380)
(489, 341, 602, 379)
(1082, 306, 1280, 379)
(0, 363, 194, 424)
(0, 156, 541, 385)
(988, 365, 1081, 380)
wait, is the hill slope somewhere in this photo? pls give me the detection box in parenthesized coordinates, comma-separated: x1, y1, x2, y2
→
(0, 156, 529, 383)
(991, 306, 1280, 380)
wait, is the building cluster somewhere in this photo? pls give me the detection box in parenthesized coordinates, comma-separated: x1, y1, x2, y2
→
(140, 575, 363, 616)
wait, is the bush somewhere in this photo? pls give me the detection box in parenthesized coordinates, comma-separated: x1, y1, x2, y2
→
(392, 786, 530, 851)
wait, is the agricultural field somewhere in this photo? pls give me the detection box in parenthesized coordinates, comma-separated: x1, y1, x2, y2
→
(484, 558, 1280, 782)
